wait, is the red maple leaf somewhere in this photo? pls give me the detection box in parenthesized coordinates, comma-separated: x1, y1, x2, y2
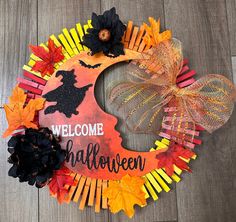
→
(29, 38, 64, 77)
(48, 165, 76, 204)
(156, 143, 195, 176)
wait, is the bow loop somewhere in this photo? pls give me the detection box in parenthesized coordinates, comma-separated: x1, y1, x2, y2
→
(183, 74, 236, 132)
(108, 39, 236, 137)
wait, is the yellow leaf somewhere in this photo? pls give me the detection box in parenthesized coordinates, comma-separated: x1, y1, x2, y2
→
(103, 174, 146, 218)
(143, 17, 172, 47)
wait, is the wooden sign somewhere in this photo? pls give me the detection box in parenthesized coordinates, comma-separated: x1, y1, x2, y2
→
(39, 50, 167, 180)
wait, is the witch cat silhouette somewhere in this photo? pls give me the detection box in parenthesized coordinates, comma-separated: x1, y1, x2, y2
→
(43, 69, 93, 118)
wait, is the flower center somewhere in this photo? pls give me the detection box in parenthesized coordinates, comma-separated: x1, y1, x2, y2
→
(98, 29, 111, 42)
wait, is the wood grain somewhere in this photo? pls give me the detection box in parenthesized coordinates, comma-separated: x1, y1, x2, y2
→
(0, 1, 38, 221)
(101, 1, 178, 222)
(232, 56, 236, 82)
(0, 0, 37, 107)
(226, 0, 236, 55)
(0, 109, 39, 222)
(164, 1, 236, 222)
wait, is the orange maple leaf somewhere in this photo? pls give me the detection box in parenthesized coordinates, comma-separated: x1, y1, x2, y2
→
(103, 174, 146, 218)
(143, 17, 172, 47)
(2, 85, 45, 138)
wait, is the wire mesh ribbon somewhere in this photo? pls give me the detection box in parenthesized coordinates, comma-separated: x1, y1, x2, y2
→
(108, 39, 236, 141)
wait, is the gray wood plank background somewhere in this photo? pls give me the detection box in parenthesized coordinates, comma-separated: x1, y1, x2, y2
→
(0, 0, 235, 222)
(226, 0, 236, 55)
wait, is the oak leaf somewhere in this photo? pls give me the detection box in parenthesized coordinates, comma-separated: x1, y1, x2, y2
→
(29, 38, 64, 77)
(143, 17, 172, 47)
(3, 85, 45, 138)
(103, 174, 146, 218)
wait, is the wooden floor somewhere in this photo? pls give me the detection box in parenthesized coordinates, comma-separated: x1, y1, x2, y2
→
(0, 0, 236, 221)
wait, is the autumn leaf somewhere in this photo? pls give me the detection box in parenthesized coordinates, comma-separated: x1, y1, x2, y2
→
(143, 17, 172, 47)
(2, 85, 45, 138)
(8, 85, 27, 109)
(29, 38, 64, 77)
(156, 143, 195, 176)
(103, 174, 146, 218)
(48, 165, 76, 204)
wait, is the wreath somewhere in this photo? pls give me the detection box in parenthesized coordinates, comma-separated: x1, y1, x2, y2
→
(2, 8, 236, 218)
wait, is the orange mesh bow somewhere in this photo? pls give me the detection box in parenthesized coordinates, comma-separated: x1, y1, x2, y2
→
(108, 39, 236, 136)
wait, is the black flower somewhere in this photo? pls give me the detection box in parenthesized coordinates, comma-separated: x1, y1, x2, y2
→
(82, 7, 126, 57)
(7, 128, 66, 188)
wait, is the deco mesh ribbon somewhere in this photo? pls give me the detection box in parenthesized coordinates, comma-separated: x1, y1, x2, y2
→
(109, 39, 236, 142)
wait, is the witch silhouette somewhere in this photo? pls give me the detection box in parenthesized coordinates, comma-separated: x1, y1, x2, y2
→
(43, 69, 93, 118)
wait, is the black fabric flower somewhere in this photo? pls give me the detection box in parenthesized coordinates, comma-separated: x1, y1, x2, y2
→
(7, 128, 66, 188)
(82, 7, 126, 56)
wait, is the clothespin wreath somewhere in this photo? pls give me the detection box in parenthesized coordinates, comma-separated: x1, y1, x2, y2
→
(2, 7, 236, 218)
